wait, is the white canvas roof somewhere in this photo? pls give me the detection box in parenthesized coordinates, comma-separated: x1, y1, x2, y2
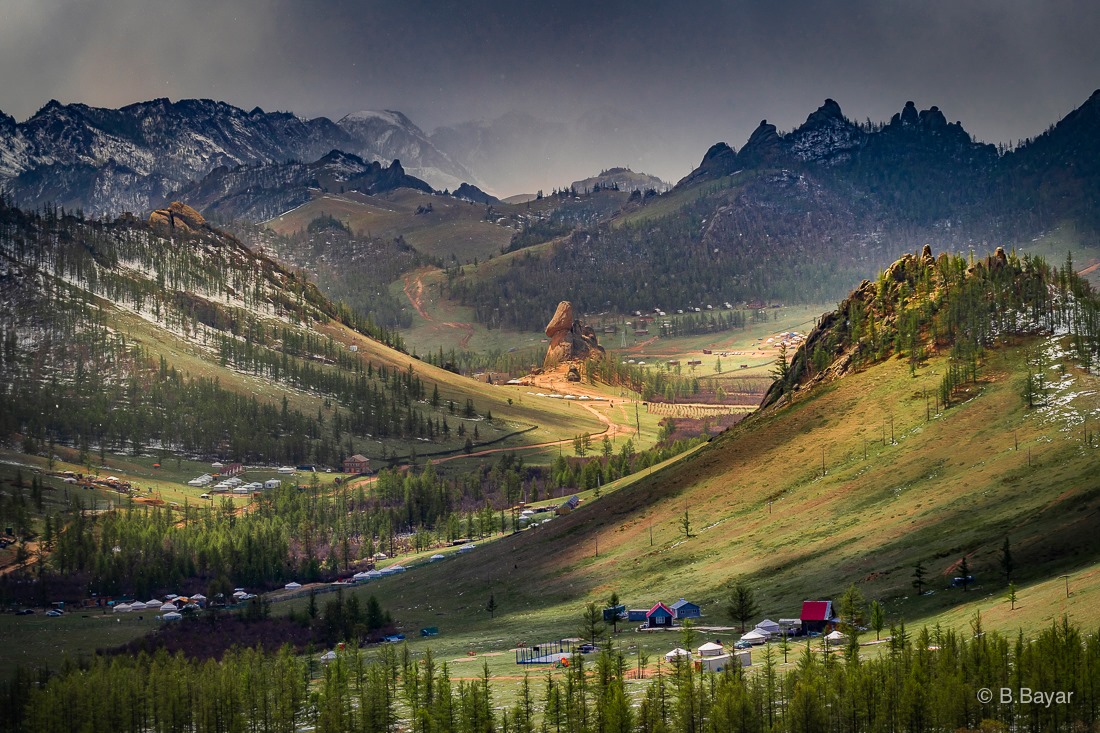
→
(741, 630, 768, 643)
(664, 648, 692, 660)
(285, 582, 302, 589)
(698, 641, 724, 653)
(825, 630, 847, 642)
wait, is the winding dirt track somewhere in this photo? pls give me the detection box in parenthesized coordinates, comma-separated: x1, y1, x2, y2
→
(403, 270, 474, 349)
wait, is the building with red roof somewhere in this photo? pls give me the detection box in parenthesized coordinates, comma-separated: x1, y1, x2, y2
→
(646, 602, 675, 628)
(800, 600, 835, 634)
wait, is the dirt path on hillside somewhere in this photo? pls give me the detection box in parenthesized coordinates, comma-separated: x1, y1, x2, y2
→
(0, 541, 38, 576)
(402, 270, 474, 349)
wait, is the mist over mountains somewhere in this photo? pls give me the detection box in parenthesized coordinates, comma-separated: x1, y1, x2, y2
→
(444, 91, 1100, 332)
(430, 108, 675, 196)
(1, 90, 1097, 233)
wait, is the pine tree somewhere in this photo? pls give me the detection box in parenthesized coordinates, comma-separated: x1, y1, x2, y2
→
(912, 559, 927, 596)
(726, 581, 758, 632)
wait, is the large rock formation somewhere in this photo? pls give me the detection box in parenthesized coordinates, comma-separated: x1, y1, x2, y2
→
(149, 201, 207, 234)
(543, 301, 605, 368)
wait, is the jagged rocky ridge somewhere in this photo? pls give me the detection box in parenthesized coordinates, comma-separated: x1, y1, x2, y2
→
(0, 98, 472, 216)
(678, 93, 1100, 231)
(172, 150, 432, 222)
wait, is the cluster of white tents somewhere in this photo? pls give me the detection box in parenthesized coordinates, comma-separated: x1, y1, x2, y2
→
(739, 619, 849, 646)
(348, 565, 408, 583)
(113, 593, 207, 620)
(740, 618, 782, 645)
(664, 641, 751, 672)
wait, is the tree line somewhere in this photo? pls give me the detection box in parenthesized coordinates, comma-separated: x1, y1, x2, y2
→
(0, 196, 501, 467)
(4, 614, 1099, 732)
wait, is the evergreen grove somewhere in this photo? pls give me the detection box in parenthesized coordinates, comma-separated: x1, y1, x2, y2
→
(3, 614, 1100, 732)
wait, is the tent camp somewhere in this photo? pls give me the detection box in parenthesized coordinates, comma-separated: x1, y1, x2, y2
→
(320, 651, 338, 663)
(664, 648, 692, 662)
(755, 619, 781, 637)
(113, 603, 132, 613)
(285, 581, 302, 590)
(162, 612, 183, 621)
(129, 601, 147, 611)
(697, 641, 724, 657)
(160, 603, 178, 612)
(825, 630, 847, 643)
(740, 630, 769, 645)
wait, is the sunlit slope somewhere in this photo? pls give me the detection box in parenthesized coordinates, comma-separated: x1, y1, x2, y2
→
(363, 338, 1100, 639)
(265, 190, 514, 263)
(0, 201, 604, 468)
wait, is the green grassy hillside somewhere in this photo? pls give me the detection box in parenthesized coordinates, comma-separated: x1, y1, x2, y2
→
(0, 199, 605, 471)
(347, 340, 1098, 642)
(292, 248, 1100, 660)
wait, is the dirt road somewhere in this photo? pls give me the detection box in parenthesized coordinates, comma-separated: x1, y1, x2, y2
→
(403, 269, 474, 349)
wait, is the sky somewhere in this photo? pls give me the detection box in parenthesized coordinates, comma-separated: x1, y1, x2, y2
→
(1, 0, 1098, 194)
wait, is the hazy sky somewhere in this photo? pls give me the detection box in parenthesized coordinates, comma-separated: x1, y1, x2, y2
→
(1, 0, 1098, 190)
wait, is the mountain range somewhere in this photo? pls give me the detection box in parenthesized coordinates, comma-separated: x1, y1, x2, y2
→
(444, 91, 1100, 332)
(0, 98, 473, 216)
(172, 150, 432, 223)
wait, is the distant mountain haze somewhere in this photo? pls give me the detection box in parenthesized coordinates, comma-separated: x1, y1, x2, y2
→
(445, 90, 1100, 332)
(1, 91, 1098, 224)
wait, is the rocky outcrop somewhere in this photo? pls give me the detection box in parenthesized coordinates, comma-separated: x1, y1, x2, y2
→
(676, 142, 739, 187)
(451, 182, 500, 204)
(149, 202, 207, 234)
(736, 121, 786, 169)
(543, 301, 605, 368)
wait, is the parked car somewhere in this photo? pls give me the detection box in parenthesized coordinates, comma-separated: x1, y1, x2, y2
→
(733, 640, 752, 650)
(45, 610, 63, 617)
(15, 608, 33, 615)
(578, 644, 596, 653)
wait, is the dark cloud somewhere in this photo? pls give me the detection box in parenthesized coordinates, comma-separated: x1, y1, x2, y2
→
(2, 0, 1097, 194)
